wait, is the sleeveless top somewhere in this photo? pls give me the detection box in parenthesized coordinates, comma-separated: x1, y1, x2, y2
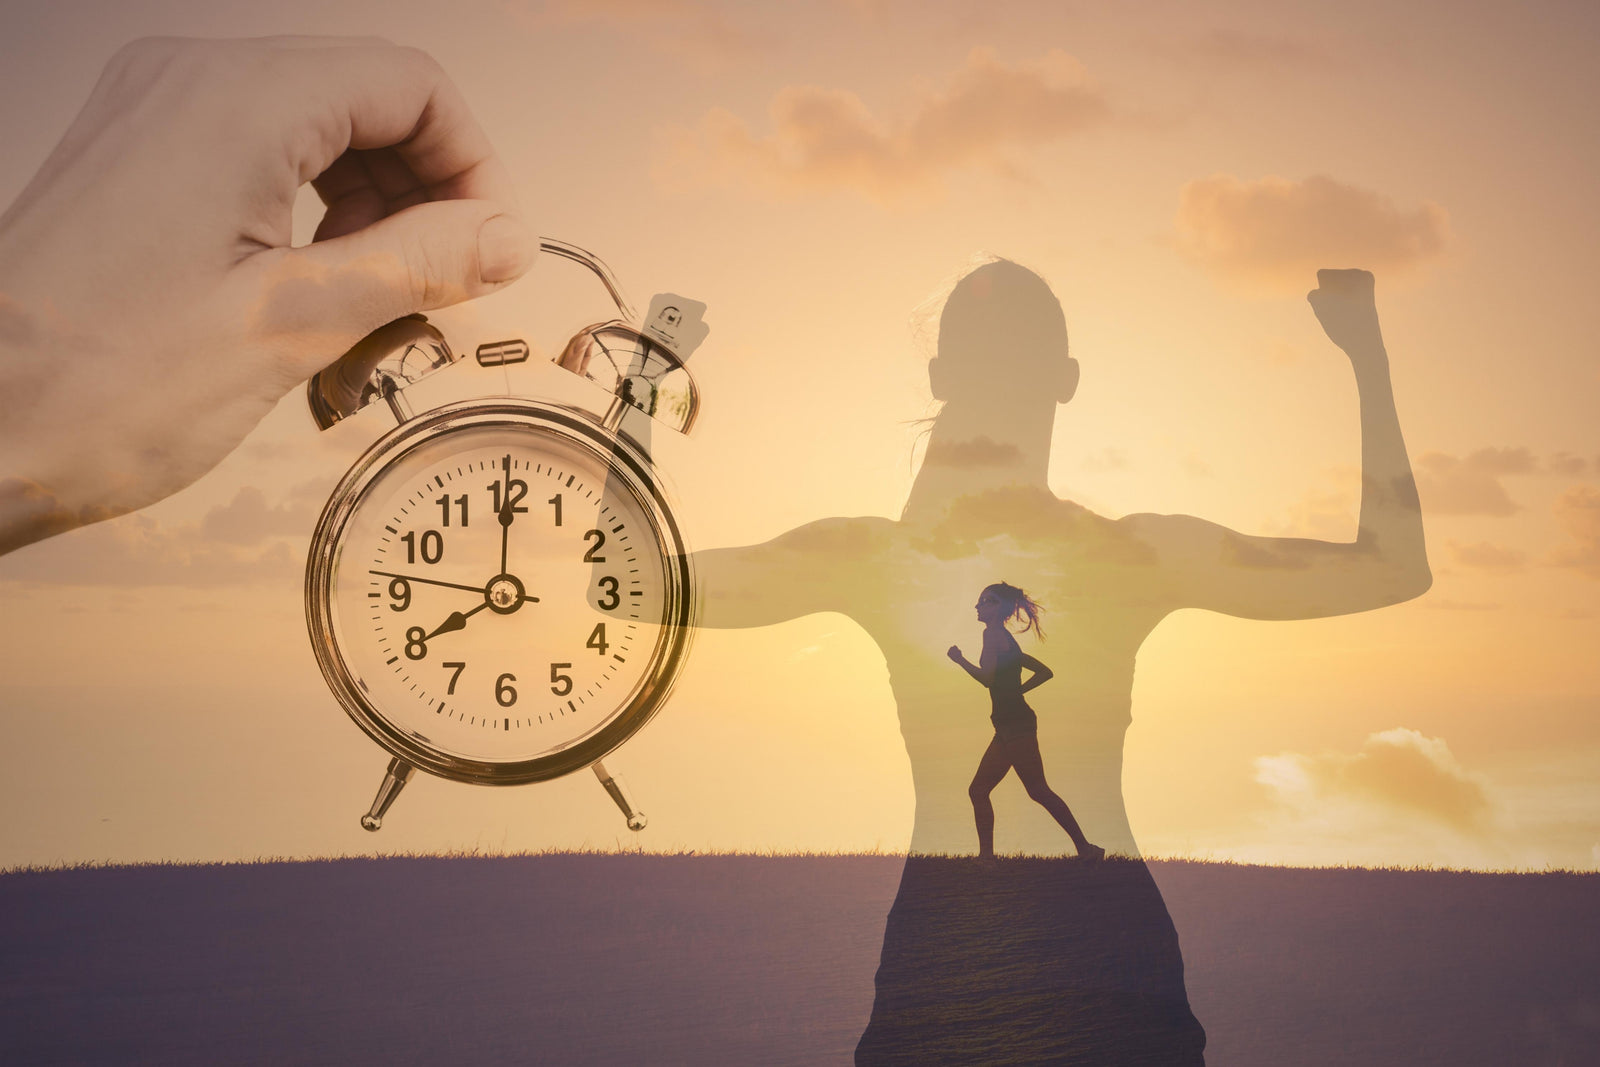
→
(988, 633, 1038, 739)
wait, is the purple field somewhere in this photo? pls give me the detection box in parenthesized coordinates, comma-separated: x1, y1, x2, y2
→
(1, 855, 1596, 1065)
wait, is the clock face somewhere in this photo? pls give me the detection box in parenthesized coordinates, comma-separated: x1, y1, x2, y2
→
(309, 404, 691, 781)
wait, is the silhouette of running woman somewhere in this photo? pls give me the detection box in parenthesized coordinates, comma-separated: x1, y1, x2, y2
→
(949, 582, 1104, 861)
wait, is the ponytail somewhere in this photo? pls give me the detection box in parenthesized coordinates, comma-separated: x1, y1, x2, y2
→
(984, 581, 1045, 639)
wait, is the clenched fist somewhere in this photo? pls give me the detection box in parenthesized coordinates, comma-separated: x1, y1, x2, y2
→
(1307, 268, 1386, 362)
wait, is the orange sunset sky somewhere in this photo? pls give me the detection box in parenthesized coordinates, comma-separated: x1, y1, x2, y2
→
(1, 0, 1597, 870)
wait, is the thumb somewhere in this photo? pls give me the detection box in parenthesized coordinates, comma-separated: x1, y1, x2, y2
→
(287, 199, 538, 333)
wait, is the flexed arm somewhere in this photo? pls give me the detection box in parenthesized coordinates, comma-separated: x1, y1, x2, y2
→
(1127, 270, 1431, 620)
(947, 629, 1002, 687)
(947, 646, 993, 687)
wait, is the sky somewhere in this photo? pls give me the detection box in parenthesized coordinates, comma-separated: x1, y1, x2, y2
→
(0, 0, 1597, 870)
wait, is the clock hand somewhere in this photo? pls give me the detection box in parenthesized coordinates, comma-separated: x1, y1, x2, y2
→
(424, 601, 490, 641)
(499, 497, 512, 575)
(369, 570, 486, 595)
(499, 454, 514, 575)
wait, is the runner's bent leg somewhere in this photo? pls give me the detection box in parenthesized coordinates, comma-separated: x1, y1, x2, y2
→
(968, 734, 1013, 858)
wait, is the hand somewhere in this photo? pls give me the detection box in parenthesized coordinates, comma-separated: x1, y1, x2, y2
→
(947, 645, 964, 664)
(1307, 268, 1386, 363)
(0, 37, 538, 555)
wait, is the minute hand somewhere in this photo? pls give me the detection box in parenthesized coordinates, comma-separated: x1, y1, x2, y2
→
(369, 570, 485, 595)
(499, 455, 514, 574)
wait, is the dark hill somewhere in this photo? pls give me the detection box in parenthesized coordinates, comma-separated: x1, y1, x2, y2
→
(0, 855, 1595, 1065)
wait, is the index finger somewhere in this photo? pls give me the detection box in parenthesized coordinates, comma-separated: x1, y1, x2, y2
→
(269, 39, 520, 209)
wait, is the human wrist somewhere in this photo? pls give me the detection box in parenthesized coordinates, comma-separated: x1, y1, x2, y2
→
(0, 297, 112, 554)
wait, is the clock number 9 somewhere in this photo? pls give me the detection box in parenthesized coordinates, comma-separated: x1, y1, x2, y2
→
(388, 577, 411, 611)
(402, 530, 444, 565)
(495, 673, 518, 707)
(549, 663, 573, 696)
(404, 627, 428, 660)
(596, 576, 620, 610)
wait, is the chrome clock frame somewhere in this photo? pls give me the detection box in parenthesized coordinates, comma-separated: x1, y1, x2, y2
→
(305, 398, 696, 790)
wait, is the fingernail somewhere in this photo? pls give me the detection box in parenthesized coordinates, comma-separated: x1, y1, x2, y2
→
(478, 214, 536, 284)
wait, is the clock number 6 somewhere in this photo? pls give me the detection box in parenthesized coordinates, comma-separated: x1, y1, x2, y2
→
(495, 673, 518, 707)
(549, 663, 573, 696)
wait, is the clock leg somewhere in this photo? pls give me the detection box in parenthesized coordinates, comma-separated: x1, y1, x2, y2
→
(593, 760, 648, 832)
(360, 757, 415, 832)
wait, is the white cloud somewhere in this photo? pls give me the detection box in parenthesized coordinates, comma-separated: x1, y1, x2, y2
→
(659, 48, 1108, 204)
(1257, 727, 1491, 833)
(1174, 174, 1449, 292)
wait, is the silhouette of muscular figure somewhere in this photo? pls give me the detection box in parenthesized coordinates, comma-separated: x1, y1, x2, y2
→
(694, 260, 1430, 1063)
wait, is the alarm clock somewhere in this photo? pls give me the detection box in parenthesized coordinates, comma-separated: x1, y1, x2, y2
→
(303, 240, 707, 832)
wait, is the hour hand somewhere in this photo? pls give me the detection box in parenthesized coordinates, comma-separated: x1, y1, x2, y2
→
(499, 498, 512, 574)
(425, 602, 488, 640)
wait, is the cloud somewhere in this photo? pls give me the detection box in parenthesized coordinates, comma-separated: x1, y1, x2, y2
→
(1447, 540, 1527, 572)
(660, 47, 1108, 204)
(923, 435, 1022, 469)
(1414, 448, 1538, 517)
(1550, 486, 1600, 579)
(1173, 174, 1449, 291)
(1256, 727, 1492, 834)
(200, 483, 329, 546)
(1548, 452, 1590, 477)
(0, 481, 329, 588)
